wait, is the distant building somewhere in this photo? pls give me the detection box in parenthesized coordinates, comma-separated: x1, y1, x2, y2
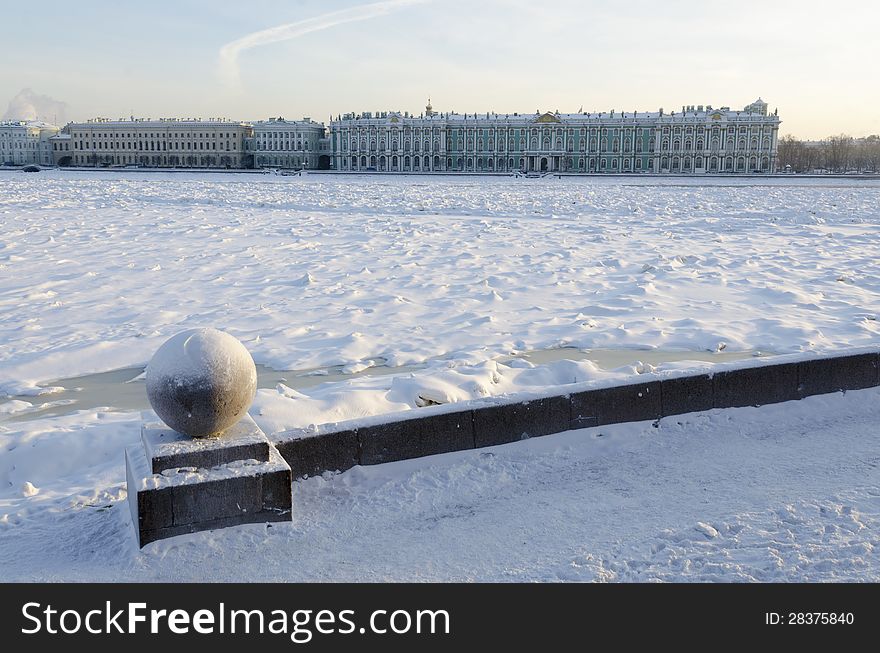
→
(0, 120, 60, 166)
(49, 128, 72, 166)
(67, 118, 254, 168)
(251, 117, 329, 169)
(331, 98, 780, 174)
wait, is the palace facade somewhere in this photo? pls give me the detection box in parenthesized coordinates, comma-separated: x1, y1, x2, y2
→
(251, 117, 331, 170)
(331, 99, 780, 174)
(65, 118, 254, 168)
(8, 98, 780, 174)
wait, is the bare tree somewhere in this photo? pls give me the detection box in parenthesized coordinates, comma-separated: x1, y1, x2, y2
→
(823, 134, 854, 173)
(859, 135, 880, 172)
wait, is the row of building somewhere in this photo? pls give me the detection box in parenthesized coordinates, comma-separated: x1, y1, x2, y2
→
(2, 98, 781, 174)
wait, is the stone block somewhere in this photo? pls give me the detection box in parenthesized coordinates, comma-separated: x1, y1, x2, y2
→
(142, 510, 289, 547)
(571, 381, 661, 428)
(472, 395, 570, 448)
(125, 446, 173, 534)
(170, 473, 262, 526)
(274, 429, 360, 479)
(358, 410, 475, 466)
(142, 413, 270, 474)
(660, 374, 713, 417)
(262, 461, 293, 512)
(798, 353, 880, 398)
(127, 443, 292, 548)
(712, 363, 799, 409)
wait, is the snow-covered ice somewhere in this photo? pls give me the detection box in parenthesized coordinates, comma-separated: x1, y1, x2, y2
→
(1, 170, 879, 580)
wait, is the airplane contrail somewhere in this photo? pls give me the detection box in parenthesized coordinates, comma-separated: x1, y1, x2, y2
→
(219, 0, 428, 89)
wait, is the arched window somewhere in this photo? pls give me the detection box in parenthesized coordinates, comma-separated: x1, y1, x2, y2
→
(424, 155, 430, 168)
(392, 155, 398, 168)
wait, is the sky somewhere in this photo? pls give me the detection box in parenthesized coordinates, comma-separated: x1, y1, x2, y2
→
(2, 0, 878, 139)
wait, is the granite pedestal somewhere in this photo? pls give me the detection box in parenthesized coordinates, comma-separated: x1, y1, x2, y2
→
(126, 414, 292, 547)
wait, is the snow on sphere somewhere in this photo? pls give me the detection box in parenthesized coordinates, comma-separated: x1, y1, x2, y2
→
(146, 328, 257, 438)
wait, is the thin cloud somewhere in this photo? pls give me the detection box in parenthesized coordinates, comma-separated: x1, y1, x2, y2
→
(219, 0, 428, 89)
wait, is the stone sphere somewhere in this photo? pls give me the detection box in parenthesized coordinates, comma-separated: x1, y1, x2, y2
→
(146, 328, 257, 438)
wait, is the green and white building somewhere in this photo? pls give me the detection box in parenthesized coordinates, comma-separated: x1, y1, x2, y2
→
(251, 117, 330, 170)
(330, 98, 780, 174)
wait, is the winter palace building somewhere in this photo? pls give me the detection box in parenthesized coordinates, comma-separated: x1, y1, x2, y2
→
(331, 98, 780, 174)
(25, 97, 779, 174)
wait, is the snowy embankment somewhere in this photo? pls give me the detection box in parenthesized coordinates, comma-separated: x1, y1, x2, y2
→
(1, 388, 878, 581)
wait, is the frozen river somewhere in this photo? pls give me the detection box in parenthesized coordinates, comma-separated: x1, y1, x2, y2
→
(1, 170, 878, 430)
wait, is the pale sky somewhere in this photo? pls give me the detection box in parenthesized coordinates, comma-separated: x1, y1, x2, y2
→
(2, 0, 878, 139)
